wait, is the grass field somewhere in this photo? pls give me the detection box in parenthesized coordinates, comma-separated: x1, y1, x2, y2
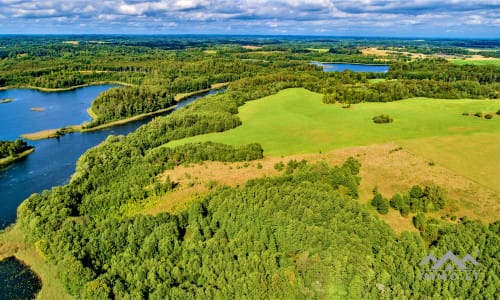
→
(399, 133, 500, 193)
(450, 59, 500, 66)
(160, 88, 500, 226)
(167, 88, 500, 156)
(145, 142, 499, 231)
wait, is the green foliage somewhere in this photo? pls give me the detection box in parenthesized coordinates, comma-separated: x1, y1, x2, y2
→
(412, 213, 427, 231)
(0, 139, 32, 159)
(274, 161, 284, 171)
(388, 184, 447, 216)
(371, 193, 389, 214)
(484, 113, 493, 119)
(87, 86, 175, 126)
(18, 156, 500, 299)
(474, 112, 483, 118)
(372, 114, 393, 124)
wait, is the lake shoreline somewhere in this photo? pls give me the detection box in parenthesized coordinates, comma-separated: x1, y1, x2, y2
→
(0, 225, 69, 299)
(20, 83, 229, 141)
(311, 61, 390, 66)
(0, 148, 35, 167)
(0, 81, 134, 92)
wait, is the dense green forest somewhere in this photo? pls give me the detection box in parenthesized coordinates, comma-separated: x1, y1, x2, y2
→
(1, 36, 498, 299)
(2, 37, 498, 127)
(0, 139, 32, 160)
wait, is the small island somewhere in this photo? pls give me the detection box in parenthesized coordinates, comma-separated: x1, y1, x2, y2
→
(0, 98, 14, 103)
(0, 139, 34, 167)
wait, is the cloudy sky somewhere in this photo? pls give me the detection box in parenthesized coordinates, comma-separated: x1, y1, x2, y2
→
(0, 0, 498, 37)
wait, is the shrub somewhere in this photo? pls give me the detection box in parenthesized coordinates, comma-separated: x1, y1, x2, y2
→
(256, 163, 262, 169)
(496, 109, 500, 115)
(474, 112, 483, 118)
(412, 213, 427, 231)
(274, 161, 284, 171)
(484, 114, 493, 119)
(372, 114, 393, 124)
(371, 193, 389, 214)
(462, 112, 469, 116)
(390, 193, 403, 210)
(400, 205, 410, 217)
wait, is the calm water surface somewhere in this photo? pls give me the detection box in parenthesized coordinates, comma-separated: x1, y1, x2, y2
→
(311, 62, 389, 73)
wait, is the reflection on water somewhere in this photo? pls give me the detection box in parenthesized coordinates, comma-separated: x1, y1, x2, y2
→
(0, 257, 42, 299)
(310, 62, 389, 73)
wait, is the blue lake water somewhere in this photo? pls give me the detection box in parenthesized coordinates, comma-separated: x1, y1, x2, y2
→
(0, 85, 222, 298)
(0, 257, 41, 300)
(0, 85, 118, 140)
(311, 62, 389, 73)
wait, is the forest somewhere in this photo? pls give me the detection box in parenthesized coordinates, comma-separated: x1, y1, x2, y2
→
(1, 36, 499, 299)
(0, 139, 32, 160)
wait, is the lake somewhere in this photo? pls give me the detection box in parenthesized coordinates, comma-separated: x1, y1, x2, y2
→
(0, 85, 118, 140)
(0, 85, 223, 298)
(311, 62, 389, 73)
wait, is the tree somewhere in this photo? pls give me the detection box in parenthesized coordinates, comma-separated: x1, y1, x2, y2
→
(371, 193, 389, 214)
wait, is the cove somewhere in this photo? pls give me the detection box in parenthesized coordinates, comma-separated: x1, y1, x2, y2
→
(0, 87, 223, 230)
(0, 86, 223, 299)
(0, 85, 118, 141)
(311, 62, 389, 73)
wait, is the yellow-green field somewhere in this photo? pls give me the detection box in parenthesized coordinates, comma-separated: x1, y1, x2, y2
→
(168, 88, 500, 156)
(450, 59, 500, 66)
(399, 133, 500, 193)
(164, 87, 500, 225)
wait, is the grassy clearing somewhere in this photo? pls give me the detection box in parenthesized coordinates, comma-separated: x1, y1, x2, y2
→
(399, 133, 500, 193)
(306, 48, 330, 53)
(167, 88, 500, 156)
(450, 59, 500, 66)
(0, 225, 72, 300)
(145, 142, 499, 232)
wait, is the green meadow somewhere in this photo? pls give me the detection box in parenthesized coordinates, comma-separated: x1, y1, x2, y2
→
(168, 88, 500, 156)
(450, 59, 500, 66)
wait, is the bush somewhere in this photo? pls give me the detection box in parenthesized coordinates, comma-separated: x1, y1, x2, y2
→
(485, 114, 493, 119)
(462, 112, 469, 116)
(372, 114, 393, 124)
(400, 205, 410, 217)
(274, 161, 284, 171)
(412, 213, 427, 231)
(474, 112, 483, 118)
(371, 193, 389, 214)
(496, 109, 500, 115)
(390, 194, 403, 210)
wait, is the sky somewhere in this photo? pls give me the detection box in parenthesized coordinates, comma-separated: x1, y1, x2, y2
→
(0, 0, 499, 38)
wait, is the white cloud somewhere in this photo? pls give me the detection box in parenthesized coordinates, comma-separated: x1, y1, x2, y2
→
(0, 0, 498, 36)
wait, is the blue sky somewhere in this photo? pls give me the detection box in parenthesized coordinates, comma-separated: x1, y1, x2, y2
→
(0, 0, 499, 37)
